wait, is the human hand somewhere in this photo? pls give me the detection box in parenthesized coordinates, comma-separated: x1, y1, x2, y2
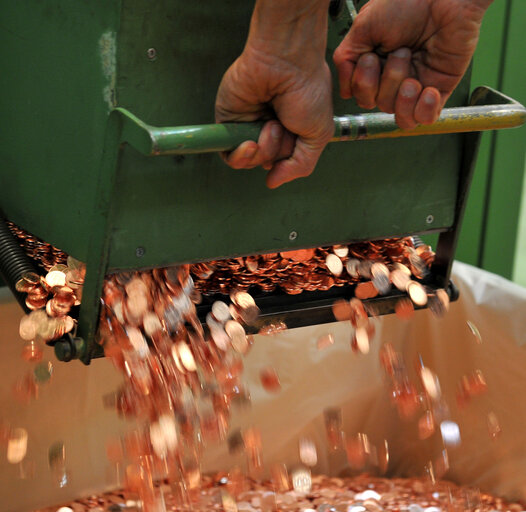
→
(215, 0, 333, 188)
(333, 0, 493, 129)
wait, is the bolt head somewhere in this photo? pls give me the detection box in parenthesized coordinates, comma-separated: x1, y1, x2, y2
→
(147, 48, 157, 60)
(136, 246, 146, 258)
(289, 231, 298, 241)
(426, 215, 434, 225)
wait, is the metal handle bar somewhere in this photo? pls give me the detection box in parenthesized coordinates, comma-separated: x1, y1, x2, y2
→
(116, 87, 525, 157)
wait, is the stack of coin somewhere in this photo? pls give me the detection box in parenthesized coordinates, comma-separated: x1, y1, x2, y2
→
(35, 473, 525, 512)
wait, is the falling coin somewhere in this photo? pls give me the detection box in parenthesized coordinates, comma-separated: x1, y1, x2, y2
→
(317, 333, 335, 350)
(7, 428, 28, 464)
(33, 361, 53, 384)
(420, 366, 441, 401)
(260, 367, 281, 393)
(325, 254, 343, 276)
(440, 421, 461, 447)
(299, 438, 317, 467)
(333, 245, 349, 258)
(212, 301, 231, 324)
(407, 281, 428, 306)
(332, 300, 352, 322)
(467, 320, 482, 343)
(291, 467, 312, 493)
(270, 463, 290, 492)
(177, 342, 197, 372)
(487, 412, 501, 439)
(394, 298, 414, 320)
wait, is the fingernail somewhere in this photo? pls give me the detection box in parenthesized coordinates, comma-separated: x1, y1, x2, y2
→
(392, 47, 411, 59)
(423, 90, 437, 105)
(361, 54, 377, 68)
(400, 81, 418, 98)
(271, 124, 282, 139)
(242, 145, 257, 159)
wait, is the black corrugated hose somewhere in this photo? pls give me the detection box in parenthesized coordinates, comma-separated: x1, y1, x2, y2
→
(0, 216, 39, 312)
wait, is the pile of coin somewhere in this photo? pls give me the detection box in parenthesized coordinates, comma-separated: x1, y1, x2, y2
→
(191, 239, 434, 296)
(6, 220, 68, 271)
(36, 473, 524, 512)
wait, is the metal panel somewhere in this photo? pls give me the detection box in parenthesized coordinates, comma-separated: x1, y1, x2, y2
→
(109, 0, 468, 271)
(0, 1, 122, 260)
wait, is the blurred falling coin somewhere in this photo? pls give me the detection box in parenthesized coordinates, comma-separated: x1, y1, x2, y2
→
(354, 327, 370, 354)
(177, 342, 196, 372)
(270, 463, 290, 492)
(487, 412, 501, 439)
(390, 269, 411, 292)
(260, 367, 281, 393)
(440, 421, 461, 447)
(467, 320, 482, 343)
(377, 440, 389, 474)
(371, 262, 391, 295)
(299, 438, 317, 467)
(291, 467, 312, 493)
(317, 333, 335, 350)
(280, 248, 315, 262)
(394, 298, 414, 320)
(418, 410, 435, 440)
(332, 300, 352, 321)
(21, 341, 43, 363)
(7, 428, 28, 464)
(355, 281, 378, 300)
(212, 301, 231, 323)
(225, 320, 248, 354)
(346, 258, 360, 278)
(19, 315, 37, 341)
(420, 367, 441, 401)
(407, 281, 428, 306)
(325, 254, 343, 276)
(33, 361, 53, 384)
(45, 270, 66, 288)
(333, 245, 349, 258)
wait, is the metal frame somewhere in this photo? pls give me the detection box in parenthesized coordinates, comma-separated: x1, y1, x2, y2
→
(48, 87, 524, 364)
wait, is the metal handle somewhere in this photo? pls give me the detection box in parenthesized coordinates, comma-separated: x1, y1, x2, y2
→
(116, 86, 526, 157)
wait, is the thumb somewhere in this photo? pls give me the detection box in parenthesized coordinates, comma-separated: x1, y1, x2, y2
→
(265, 138, 324, 189)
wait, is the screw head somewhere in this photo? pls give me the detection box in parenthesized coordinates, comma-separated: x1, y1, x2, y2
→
(426, 215, 434, 225)
(136, 246, 146, 258)
(289, 231, 298, 241)
(146, 47, 157, 60)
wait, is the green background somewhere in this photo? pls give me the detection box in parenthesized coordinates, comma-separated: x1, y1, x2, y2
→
(459, 0, 526, 283)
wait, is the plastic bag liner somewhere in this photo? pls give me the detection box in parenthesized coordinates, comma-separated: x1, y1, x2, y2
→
(0, 261, 525, 511)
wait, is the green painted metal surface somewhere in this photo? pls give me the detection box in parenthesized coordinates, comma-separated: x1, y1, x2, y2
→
(0, 1, 122, 261)
(0, 0, 471, 271)
(108, 0, 470, 272)
(3, 0, 523, 359)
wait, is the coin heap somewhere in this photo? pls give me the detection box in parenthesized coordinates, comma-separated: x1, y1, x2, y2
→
(37, 473, 524, 512)
(6, 221, 68, 271)
(191, 239, 434, 296)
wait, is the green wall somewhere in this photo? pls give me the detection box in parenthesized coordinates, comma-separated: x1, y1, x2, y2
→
(457, 0, 526, 280)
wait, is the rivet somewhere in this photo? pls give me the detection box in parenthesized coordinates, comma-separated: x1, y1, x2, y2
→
(147, 48, 157, 60)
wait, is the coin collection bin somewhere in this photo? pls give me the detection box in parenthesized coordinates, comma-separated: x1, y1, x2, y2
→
(1, 1, 525, 364)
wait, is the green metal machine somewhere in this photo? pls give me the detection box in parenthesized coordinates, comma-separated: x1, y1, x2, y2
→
(1, 1, 525, 364)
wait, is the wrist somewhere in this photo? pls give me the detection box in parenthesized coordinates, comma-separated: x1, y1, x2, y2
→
(246, 0, 330, 67)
